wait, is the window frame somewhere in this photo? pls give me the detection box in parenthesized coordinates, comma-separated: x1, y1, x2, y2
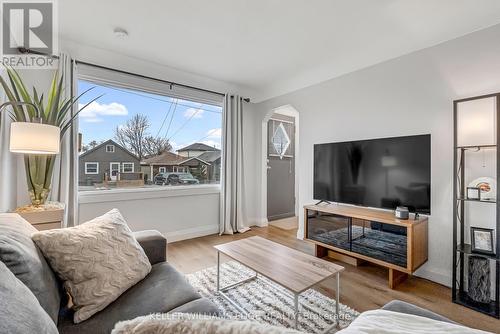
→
(122, 162, 135, 173)
(85, 162, 99, 175)
(106, 145, 115, 153)
(77, 65, 224, 195)
(159, 167, 167, 173)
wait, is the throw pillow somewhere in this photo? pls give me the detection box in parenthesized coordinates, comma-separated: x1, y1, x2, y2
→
(0, 213, 61, 324)
(32, 209, 152, 323)
(0, 261, 59, 334)
(112, 313, 303, 334)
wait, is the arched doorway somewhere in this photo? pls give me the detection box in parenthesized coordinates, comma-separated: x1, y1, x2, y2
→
(261, 105, 300, 235)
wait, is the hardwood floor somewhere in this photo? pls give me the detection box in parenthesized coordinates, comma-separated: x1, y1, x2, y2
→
(168, 225, 499, 333)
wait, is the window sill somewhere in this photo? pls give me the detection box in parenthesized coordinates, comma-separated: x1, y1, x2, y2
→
(78, 184, 221, 204)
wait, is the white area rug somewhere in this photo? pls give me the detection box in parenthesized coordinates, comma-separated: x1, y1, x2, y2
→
(187, 261, 359, 333)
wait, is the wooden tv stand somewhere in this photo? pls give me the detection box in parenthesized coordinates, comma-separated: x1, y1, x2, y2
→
(304, 204, 428, 289)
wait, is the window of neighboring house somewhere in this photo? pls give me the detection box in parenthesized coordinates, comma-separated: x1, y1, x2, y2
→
(85, 162, 99, 174)
(173, 166, 186, 173)
(122, 162, 134, 173)
(77, 65, 223, 192)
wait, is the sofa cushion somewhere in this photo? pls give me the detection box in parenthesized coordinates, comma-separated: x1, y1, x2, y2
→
(382, 300, 456, 324)
(57, 262, 213, 334)
(169, 298, 220, 315)
(0, 213, 61, 324)
(32, 209, 152, 323)
(0, 261, 59, 334)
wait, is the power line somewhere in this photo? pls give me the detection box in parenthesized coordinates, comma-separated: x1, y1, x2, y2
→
(167, 108, 202, 142)
(154, 97, 175, 138)
(163, 99, 178, 139)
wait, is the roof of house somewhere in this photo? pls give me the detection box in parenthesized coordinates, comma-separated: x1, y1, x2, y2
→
(177, 142, 220, 152)
(196, 151, 221, 163)
(141, 150, 221, 166)
(79, 139, 139, 161)
(141, 151, 186, 166)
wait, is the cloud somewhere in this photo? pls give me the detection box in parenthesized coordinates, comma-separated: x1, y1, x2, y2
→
(183, 108, 204, 119)
(206, 128, 222, 138)
(79, 101, 128, 122)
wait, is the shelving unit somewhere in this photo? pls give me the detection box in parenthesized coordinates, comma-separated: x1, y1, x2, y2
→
(453, 93, 500, 318)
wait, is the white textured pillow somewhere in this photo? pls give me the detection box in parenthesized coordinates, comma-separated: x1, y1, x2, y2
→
(112, 313, 303, 334)
(32, 209, 152, 323)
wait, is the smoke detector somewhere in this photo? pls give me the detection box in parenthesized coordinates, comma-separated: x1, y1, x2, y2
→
(113, 28, 129, 38)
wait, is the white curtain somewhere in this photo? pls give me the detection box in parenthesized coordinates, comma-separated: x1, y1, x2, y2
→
(50, 53, 79, 226)
(0, 70, 17, 212)
(220, 94, 249, 234)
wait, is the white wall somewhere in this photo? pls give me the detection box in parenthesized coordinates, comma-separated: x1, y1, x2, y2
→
(78, 186, 220, 242)
(250, 24, 500, 286)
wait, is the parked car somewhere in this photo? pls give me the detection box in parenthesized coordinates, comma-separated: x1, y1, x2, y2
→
(154, 172, 199, 185)
(178, 173, 199, 185)
(154, 172, 169, 185)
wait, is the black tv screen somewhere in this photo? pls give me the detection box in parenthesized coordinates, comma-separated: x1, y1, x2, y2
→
(314, 134, 431, 214)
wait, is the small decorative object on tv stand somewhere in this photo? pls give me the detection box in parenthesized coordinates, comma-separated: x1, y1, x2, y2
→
(395, 206, 409, 219)
(453, 93, 500, 319)
(304, 203, 428, 289)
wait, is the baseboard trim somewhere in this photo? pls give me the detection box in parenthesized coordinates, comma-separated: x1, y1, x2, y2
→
(164, 224, 219, 243)
(254, 217, 269, 227)
(414, 267, 451, 287)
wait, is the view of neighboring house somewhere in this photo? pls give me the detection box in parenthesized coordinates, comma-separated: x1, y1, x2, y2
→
(79, 139, 141, 186)
(141, 151, 188, 182)
(141, 143, 221, 183)
(177, 142, 219, 158)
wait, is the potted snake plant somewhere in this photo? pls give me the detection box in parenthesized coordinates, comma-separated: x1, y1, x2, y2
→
(0, 67, 100, 207)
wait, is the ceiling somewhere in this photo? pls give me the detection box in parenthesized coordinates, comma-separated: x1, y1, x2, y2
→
(60, 0, 500, 101)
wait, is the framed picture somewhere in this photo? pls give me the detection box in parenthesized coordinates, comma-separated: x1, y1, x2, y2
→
(466, 187, 481, 200)
(470, 227, 495, 255)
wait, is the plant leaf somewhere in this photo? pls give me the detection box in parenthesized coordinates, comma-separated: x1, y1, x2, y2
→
(60, 94, 103, 137)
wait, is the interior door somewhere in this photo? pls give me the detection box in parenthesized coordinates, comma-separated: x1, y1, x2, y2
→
(110, 162, 120, 181)
(267, 114, 295, 221)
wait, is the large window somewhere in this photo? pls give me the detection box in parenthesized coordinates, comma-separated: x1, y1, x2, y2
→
(77, 69, 223, 192)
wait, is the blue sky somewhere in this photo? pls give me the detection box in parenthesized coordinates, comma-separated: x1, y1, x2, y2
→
(77, 80, 222, 152)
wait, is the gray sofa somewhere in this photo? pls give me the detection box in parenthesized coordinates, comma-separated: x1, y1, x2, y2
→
(382, 300, 455, 324)
(0, 213, 219, 334)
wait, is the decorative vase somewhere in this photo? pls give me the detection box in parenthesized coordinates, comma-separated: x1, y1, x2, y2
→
(25, 155, 56, 206)
(468, 255, 491, 303)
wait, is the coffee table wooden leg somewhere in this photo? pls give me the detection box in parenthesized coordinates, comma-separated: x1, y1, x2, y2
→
(294, 293, 299, 329)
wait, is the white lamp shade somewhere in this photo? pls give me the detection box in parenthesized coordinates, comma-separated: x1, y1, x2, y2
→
(9, 122, 60, 154)
(457, 97, 497, 147)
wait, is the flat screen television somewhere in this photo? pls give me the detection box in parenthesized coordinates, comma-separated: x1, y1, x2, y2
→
(314, 134, 431, 214)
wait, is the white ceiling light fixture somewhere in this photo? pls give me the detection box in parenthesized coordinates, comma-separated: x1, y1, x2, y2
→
(113, 27, 129, 38)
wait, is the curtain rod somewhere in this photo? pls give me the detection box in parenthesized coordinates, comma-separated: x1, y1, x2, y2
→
(17, 47, 250, 101)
